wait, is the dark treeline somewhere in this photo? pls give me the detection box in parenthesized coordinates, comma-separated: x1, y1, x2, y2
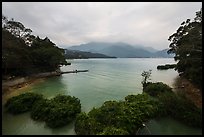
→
(167, 9, 202, 90)
(2, 15, 69, 79)
(157, 64, 176, 70)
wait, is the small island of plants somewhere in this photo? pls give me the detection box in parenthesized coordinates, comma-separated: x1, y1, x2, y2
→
(74, 70, 202, 135)
(4, 93, 81, 128)
(157, 64, 177, 70)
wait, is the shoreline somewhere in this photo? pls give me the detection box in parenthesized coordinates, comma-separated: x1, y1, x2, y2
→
(2, 70, 62, 105)
(2, 77, 47, 105)
(2, 71, 61, 92)
(173, 77, 202, 109)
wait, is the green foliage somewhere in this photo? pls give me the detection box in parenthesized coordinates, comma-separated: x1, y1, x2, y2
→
(143, 82, 172, 97)
(75, 82, 202, 135)
(30, 38, 68, 72)
(30, 98, 51, 121)
(2, 16, 69, 78)
(75, 112, 104, 135)
(74, 112, 89, 135)
(141, 70, 152, 86)
(168, 9, 202, 89)
(75, 93, 159, 135)
(5, 93, 81, 128)
(2, 15, 34, 45)
(31, 94, 81, 128)
(2, 29, 33, 76)
(4, 92, 43, 114)
(97, 126, 129, 135)
(157, 92, 202, 128)
(157, 64, 176, 70)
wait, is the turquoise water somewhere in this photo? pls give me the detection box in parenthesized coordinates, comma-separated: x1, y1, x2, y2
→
(2, 58, 202, 135)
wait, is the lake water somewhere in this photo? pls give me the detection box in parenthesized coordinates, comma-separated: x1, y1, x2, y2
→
(2, 58, 202, 135)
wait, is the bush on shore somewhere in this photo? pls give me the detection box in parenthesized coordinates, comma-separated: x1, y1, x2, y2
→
(143, 82, 202, 128)
(75, 93, 159, 135)
(143, 82, 172, 97)
(157, 92, 202, 128)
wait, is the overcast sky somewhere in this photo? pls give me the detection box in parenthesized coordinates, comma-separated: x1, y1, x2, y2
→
(2, 2, 202, 50)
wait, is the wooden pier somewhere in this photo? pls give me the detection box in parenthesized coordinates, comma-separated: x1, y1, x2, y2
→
(61, 70, 88, 74)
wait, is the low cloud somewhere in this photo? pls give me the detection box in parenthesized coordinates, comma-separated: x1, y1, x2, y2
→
(2, 2, 202, 50)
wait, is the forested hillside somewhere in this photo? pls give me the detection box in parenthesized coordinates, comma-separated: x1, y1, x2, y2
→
(168, 9, 202, 90)
(2, 16, 69, 79)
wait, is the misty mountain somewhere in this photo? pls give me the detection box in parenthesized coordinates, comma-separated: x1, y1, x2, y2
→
(154, 49, 175, 58)
(64, 49, 116, 59)
(67, 42, 174, 58)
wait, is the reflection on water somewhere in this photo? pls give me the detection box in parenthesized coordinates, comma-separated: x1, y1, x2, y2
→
(138, 117, 202, 135)
(2, 58, 201, 135)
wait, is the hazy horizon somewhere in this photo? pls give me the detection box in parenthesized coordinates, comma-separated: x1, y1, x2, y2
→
(2, 2, 202, 50)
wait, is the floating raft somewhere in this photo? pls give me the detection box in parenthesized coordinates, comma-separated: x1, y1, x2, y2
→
(61, 70, 88, 74)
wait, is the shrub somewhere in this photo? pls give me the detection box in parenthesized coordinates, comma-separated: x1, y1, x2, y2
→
(4, 92, 43, 114)
(158, 92, 202, 128)
(30, 98, 51, 121)
(143, 82, 172, 96)
(75, 112, 103, 135)
(31, 94, 81, 128)
(5, 92, 81, 128)
(97, 126, 129, 135)
(75, 93, 159, 135)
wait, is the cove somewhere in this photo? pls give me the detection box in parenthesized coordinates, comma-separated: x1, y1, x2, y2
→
(2, 58, 201, 135)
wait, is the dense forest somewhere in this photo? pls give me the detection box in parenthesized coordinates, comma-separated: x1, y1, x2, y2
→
(167, 9, 202, 90)
(2, 15, 69, 79)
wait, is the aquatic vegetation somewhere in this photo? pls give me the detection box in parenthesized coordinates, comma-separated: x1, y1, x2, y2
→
(75, 93, 159, 135)
(45, 95, 81, 128)
(4, 92, 43, 114)
(143, 82, 202, 128)
(97, 126, 129, 135)
(5, 93, 81, 128)
(75, 81, 202, 135)
(143, 82, 172, 96)
(157, 92, 202, 128)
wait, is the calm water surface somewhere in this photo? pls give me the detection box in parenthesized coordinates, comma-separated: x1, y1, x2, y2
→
(2, 58, 202, 135)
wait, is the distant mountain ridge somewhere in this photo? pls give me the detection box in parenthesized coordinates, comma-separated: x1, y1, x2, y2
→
(67, 42, 174, 58)
(64, 49, 116, 59)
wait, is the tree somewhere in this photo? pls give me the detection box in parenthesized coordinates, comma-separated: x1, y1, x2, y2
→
(141, 70, 152, 87)
(2, 15, 69, 77)
(2, 29, 33, 77)
(2, 15, 35, 46)
(167, 9, 202, 89)
(30, 36, 68, 72)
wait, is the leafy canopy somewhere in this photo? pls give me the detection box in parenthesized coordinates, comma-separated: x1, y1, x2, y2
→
(167, 9, 202, 89)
